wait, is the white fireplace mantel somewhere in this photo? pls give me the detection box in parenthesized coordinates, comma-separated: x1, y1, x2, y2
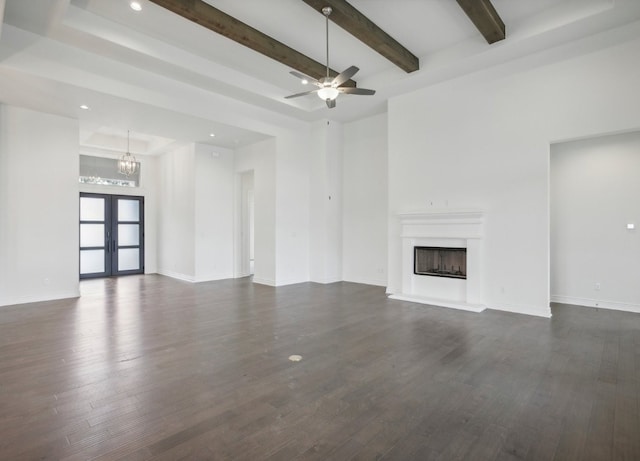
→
(398, 210, 484, 239)
(390, 210, 486, 313)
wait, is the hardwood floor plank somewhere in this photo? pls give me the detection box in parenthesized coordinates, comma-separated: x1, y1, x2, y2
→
(1, 277, 640, 460)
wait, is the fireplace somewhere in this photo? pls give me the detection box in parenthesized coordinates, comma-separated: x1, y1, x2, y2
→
(414, 246, 466, 279)
(389, 210, 485, 312)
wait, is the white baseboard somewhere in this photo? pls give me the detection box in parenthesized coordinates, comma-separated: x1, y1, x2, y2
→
(194, 273, 234, 283)
(386, 285, 400, 295)
(551, 295, 640, 314)
(275, 276, 311, 287)
(0, 289, 80, 308)
(385, 291, 552, 318)
(157, 270, 195, 283)
(488, 302, 552, 318)
(309, 276, 342, 285)
(342, 276, 387, 287)
(388, 293, 486, 313)
(252, 277, 276, 286)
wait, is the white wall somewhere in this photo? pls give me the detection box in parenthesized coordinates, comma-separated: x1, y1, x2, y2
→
(309, 120, 343, 283)
(0, 105, 79, 306)
(156, 132, 308, 288)
(235, 138, 276, 285)
(274, 131, 311, 285)
(157, 144, 196, 280)
(157, 143, 235, 282)
(194, 144, 234, 282)
(388, 36, 640, 317)
(551, 131, 640, 312)
(342, 113, 388, 287)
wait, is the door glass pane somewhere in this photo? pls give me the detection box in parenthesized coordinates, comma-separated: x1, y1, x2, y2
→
(80, 224, 104, 248)
(80, 250, 105, 274)
(118, 224, 139, 246)
(80, 197, 104, 221)
(118, 249, 139, 271)
(118, 199, 139, 222)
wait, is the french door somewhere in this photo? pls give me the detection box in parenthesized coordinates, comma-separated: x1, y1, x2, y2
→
(79, 193, 144, 279)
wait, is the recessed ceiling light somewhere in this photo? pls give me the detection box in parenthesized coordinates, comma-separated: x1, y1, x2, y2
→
(301, 79, 308, 85)
(80, 104, 90, 110)
(130, 2, 142, 11)
(209, 133, 216, 137)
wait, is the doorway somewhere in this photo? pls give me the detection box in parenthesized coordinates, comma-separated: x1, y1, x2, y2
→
(550, 131, 640, 312)
(79, 193, 145, 279)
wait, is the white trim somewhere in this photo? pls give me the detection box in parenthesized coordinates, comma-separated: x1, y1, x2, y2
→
(343, 276, 387, 287)
(398, 210, 484, 239)
(386, 285, 399, 295)
(551, 295, 640, 314)
(252, 276, 276, 286)
(157, 270, 195, 283)
(274, 277, 313, 287)
(389, 293, 486, 313)
(488, 302, 552, 318)
(310, 276, 343, 285)
(0, 290, 80, 308)
(194, 273, 234, 283)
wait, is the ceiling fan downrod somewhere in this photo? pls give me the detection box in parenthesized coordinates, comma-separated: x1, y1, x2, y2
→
(323, 6, 332, 79)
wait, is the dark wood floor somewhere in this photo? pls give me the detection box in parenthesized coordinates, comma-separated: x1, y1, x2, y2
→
(0, 275, 639, 460)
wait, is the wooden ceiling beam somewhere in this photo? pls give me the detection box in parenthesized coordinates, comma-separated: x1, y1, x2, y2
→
(302, 0, 419, 73)
(148, 0, 355, 86)
(456, 0, 505, 44)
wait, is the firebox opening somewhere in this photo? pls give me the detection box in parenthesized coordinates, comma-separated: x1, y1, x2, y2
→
(414, 246, 467, 279)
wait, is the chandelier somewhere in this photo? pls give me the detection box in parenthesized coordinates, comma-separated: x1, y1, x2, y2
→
(117, 130, 138, 177)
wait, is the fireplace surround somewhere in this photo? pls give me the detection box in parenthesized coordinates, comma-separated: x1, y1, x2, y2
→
(389, 210, 485, 312)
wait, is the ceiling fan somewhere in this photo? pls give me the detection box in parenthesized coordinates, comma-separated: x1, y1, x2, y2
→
(285, 6, 375, 109)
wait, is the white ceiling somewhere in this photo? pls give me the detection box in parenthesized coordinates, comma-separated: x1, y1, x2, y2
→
(1, 0, 639, 155)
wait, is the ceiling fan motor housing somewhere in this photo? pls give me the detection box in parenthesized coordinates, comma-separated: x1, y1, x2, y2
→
(284, 4, 375, 107)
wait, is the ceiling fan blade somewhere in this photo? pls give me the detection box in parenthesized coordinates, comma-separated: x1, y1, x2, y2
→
(332, 66, 359, 87)
(326, 98, 336, 109)
(339, 87, 376, 96)
(289, 71, 322, 87)
(285, 89, 319, 99)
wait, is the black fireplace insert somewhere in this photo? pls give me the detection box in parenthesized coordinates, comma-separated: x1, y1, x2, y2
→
(414, 246, 467, 279)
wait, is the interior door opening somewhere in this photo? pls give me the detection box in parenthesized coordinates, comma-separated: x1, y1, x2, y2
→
(79, 193, 144, 279)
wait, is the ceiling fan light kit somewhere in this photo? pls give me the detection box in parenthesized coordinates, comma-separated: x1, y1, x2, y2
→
(317, 86, 339, 101)
(285, 5, 375, 108)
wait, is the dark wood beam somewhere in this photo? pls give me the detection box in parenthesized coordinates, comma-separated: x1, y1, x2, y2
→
(302, 0, 419, 73)
(456, 0, 505, 44)
(148, 0, 355, 86)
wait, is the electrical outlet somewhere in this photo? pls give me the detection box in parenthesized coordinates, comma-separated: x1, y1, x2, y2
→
(595, 282, 601, 291)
